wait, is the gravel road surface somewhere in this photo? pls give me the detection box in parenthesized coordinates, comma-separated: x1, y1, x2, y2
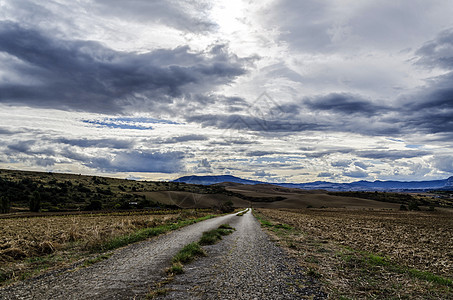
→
(160, 210, 326, 299)
(0, 213, 241, 300)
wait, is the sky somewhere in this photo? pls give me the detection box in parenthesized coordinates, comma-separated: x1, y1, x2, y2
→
(1, 0, 453, 183)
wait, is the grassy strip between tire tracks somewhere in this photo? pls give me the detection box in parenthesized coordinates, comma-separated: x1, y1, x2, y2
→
(147, 224, 235, 298)
(253, 209, 453, 299)
(236, 208, 249, 216)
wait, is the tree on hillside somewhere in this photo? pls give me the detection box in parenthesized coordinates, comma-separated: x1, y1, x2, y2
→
(0, 195, 10, 213)
(29, 191, 41, 212)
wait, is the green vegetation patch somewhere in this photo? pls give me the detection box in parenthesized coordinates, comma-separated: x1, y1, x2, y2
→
(97, 215, 216, 251)
(172, 242, 206, 264)
(199, 224, 235, 245)
(339, 249, 453, 288)
(236, 208, 249, 216)
(365, 254, 452, 287)
(167, 224, 235, 277)
(253, 210, 293, 232)
(82, 253, 112, 267)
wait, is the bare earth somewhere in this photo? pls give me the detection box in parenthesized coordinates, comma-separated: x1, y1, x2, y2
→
(0, 211, 325, 299)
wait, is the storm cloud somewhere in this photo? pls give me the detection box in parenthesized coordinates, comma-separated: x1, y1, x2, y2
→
(0, 21, 247, 113)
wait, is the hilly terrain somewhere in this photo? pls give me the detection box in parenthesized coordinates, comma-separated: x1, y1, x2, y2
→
(175, 174, 453, 191)
(1, 169, 452, 215)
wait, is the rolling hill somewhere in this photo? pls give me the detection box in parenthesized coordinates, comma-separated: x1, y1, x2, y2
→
(174, 175, 453, 191)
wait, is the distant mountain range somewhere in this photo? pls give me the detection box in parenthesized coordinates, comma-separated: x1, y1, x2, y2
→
(173, 175, 453, 191)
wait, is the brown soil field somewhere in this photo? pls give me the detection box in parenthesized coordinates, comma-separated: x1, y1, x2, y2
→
(226, 184, 402, 209)
(255, 208, 453, 298)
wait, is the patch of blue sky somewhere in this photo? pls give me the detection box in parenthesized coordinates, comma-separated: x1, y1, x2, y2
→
(406, 144, 422, 149)
(106, 117, 180, 125)
(82, 120, 152, 130)
(82, 116, 181, 130)
(387, 138, 405, 143)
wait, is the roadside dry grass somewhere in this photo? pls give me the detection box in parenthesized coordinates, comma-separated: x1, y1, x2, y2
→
(254, 208, 452, 299)
(0, 209, 214, 285)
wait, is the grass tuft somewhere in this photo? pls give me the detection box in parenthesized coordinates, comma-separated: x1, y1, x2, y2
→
(218, 224, 234, 230)
(167, 262, 184, 275)
(146, 288, 169, 299)
(82, 253, 112, 267)
(172, 242, 205, 264)
(236, 208, 249, 216)
(407, 268, 453, 287)
(199, 225, 235, 245)
(167, 224, 235, 282)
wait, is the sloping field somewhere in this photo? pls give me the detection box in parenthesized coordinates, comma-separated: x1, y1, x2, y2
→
(136, 191, 249, 208)
(226, 184, 401, 209)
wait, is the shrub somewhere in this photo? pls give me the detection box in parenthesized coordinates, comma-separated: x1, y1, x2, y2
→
(29, 191, 41, 212)
(408, 201, 420, 211)
(218, 200, 234, 213)
(84, 200, 103, 211)
(0, 196, 10, 213)
(399, 204, 408, 211)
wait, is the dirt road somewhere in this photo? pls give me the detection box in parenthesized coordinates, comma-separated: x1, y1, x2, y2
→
(160, 209, 326, 299)
(1, 210, 325, 299)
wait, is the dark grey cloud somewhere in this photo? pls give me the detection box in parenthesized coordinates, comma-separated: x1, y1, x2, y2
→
(88, 151, 184, 173)
(161, 134, 208, 144)
(432, 155, 453, 173)
(56, 138, 133, 149)
(355, 150, 431, 160)
(304, 93, 388, 116)
(198, 158, 211, 168)
(0, 21, 247, 113)
(0, 127, 20, 135)
(416, 28, 453, 69)
(397, 75, 453, 137)
(211, 139, 256, 146)
(6, 140, 36, 154)
(27, 156, 57, 167)
(391, 28, 453, 138)
(354, 161, 371, 170)
(186, 114, 323, 133)
(343, 169, 368, 178)
(62, 148, 185, 173)
(303, 148, 355, 158)
(247, 151, 275, 157)
(331, 160, 351, 167)
(253, 170, 276, 177)
(317, 172, 334, 178)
